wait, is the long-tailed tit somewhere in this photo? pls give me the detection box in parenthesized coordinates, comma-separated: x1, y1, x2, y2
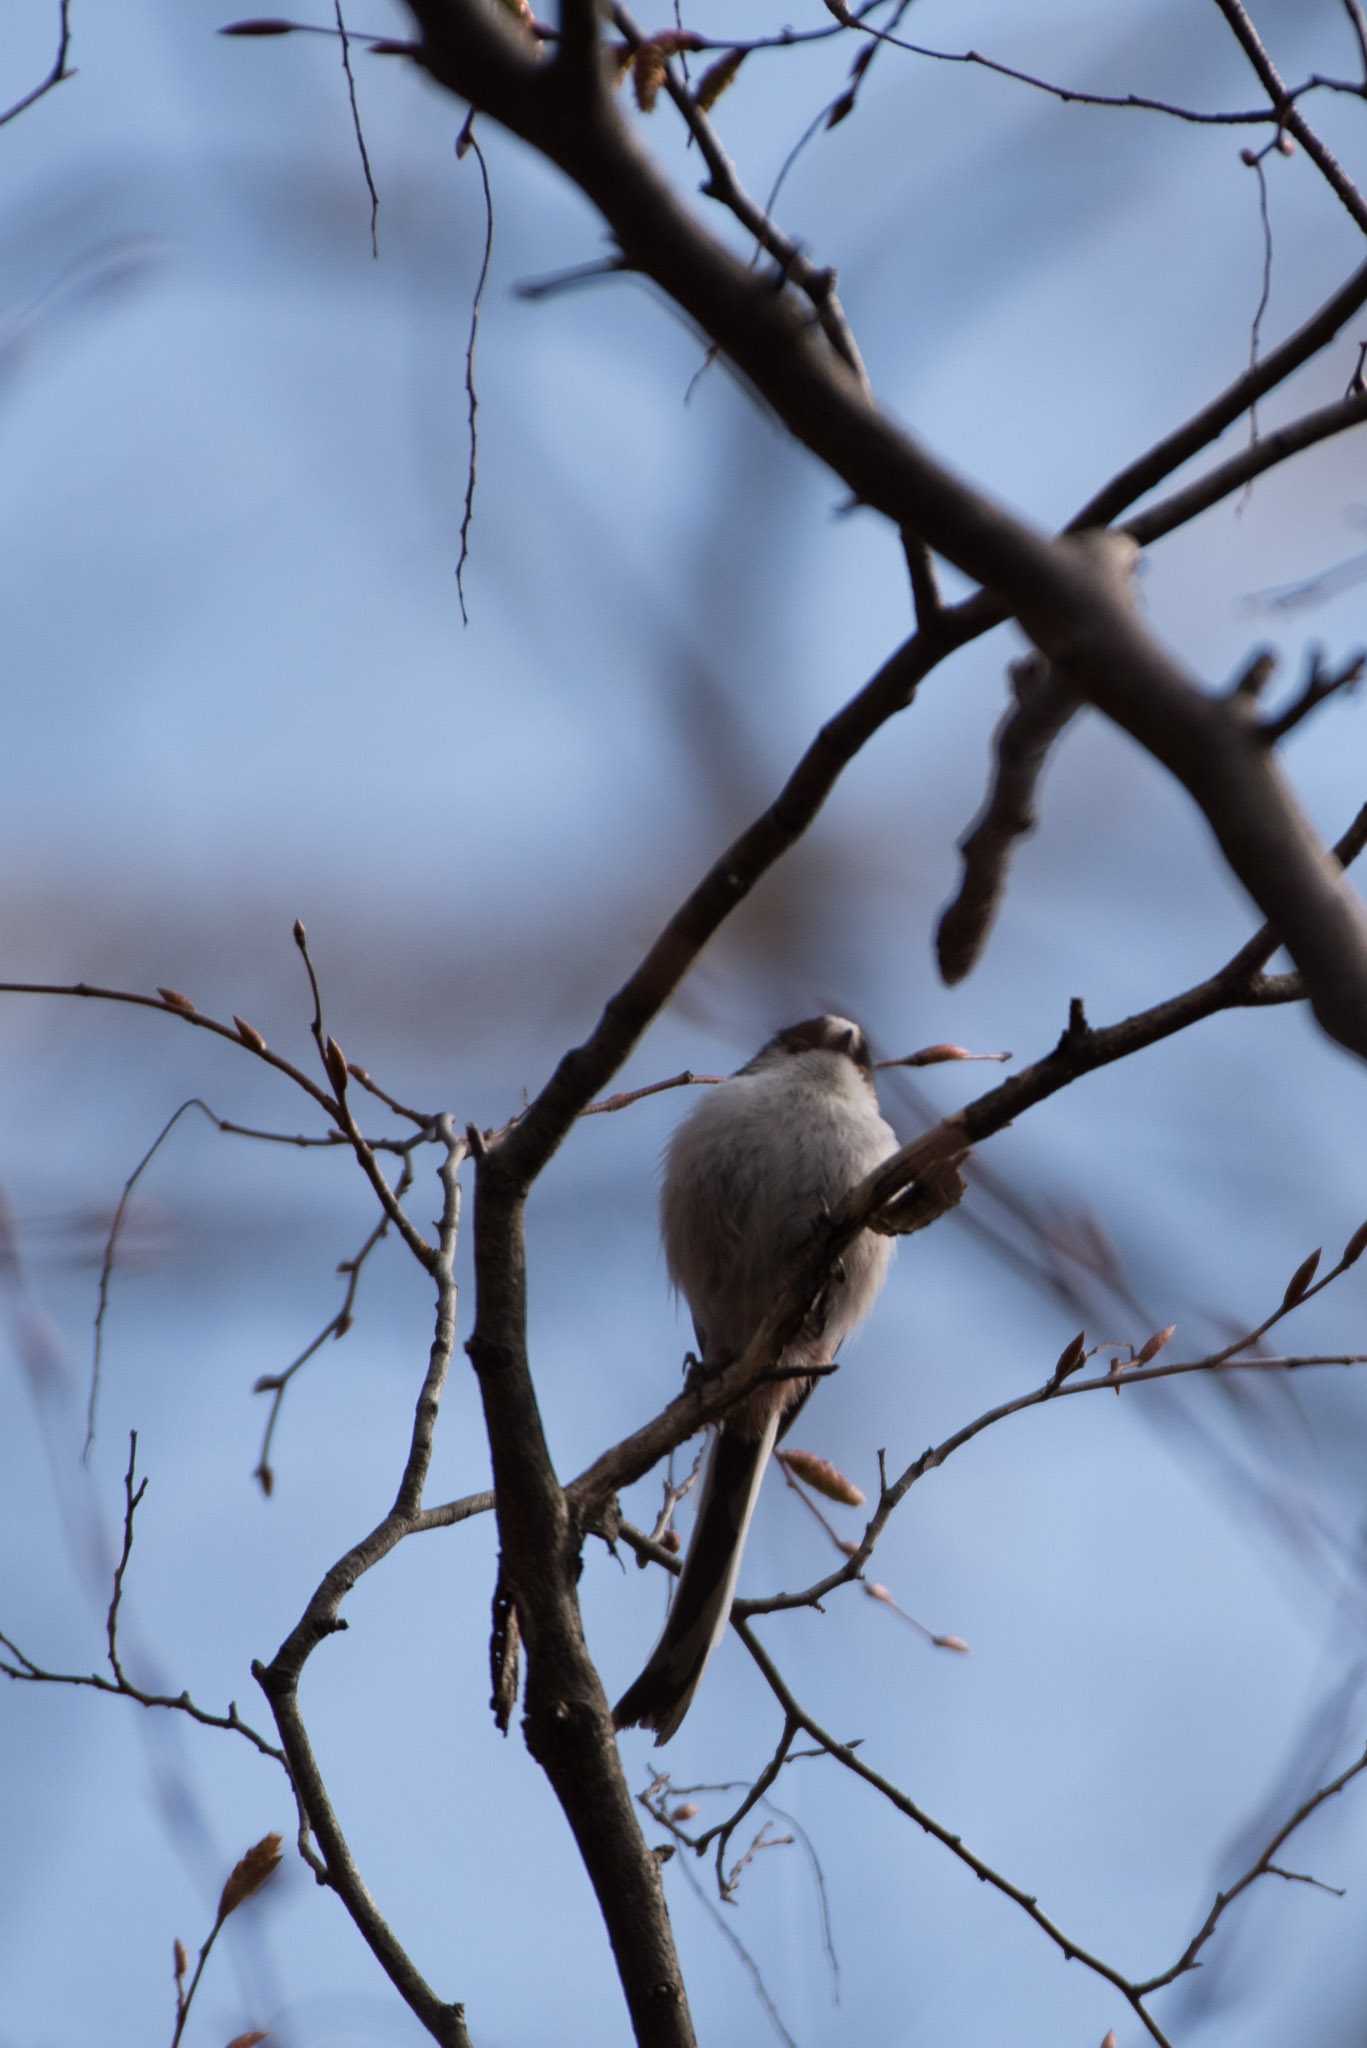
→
(613, 1015, 899, 1744)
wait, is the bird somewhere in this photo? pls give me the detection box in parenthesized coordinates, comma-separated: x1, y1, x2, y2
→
(613, 1014, 899, 1744)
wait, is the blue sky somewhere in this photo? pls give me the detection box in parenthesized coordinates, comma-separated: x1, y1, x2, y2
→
(4, 2, 1367, 2043)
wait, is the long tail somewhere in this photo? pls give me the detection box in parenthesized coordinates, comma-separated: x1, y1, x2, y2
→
(613, 1413, 780, 1746)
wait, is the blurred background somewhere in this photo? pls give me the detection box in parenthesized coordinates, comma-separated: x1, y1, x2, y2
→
(3, 0, 1367, 2042)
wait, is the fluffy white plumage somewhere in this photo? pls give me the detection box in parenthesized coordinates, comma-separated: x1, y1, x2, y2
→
(614, 1016, 898, 1743)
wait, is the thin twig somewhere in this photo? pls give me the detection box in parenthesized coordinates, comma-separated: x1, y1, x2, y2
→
(1134, 1737, 1367, 1992)
(0, 0, 73, 128)
(456, 116, 494, 623)
(87, 1101, 207, 1462)
(333, 0, 380, 254)
(731, 1617, 1175, 2047)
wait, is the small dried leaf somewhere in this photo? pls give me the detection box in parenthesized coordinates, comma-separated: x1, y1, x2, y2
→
(632, 43, 666, 112)
(651, 29, 703, 54)
(217, 1833, 283, 1922)
(696, 48, 746, 113)
(1341, 1218, 1367, 1268)
(1133, 1323, 1176, 1368)
(234, 1015, 267, 1052)
(780, 1448, 865, 1506)
(157, 987, 196, 1013)
(1281, 1248, 1321, 1310)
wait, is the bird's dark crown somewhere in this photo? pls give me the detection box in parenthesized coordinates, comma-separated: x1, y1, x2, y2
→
(757, 1014, 873, 1075)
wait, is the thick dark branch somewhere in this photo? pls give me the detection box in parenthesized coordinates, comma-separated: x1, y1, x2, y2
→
(492, 623, 966, 1186)
(1075, 272, 1367, 533)
(936, 655, 1078, 984)
(1125, 391, 1367, 545)
(464, 1143, 698, 2045)
(406, 3, 1367, 1060)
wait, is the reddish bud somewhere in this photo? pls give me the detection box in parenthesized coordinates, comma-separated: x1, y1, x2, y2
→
(217, 1833, 283, 1922)
(1133, 1323, 1176, 1368)
(934, 1634, 971, 1654)
(173, 1939, 188, 1980)
(157, 987, 196, 1013)
(696, 48, 746, 112)
(632, 44, 666, 112)
(234, 1015, 267, 1052)
(670, 1801, 699, 1821)
(779, 1448, 865, 1506)
(661, 1529, 681, 1553)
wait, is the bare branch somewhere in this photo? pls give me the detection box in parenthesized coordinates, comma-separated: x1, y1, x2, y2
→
(0, 0, 73, 129)
(333, 0, 380, 254)
(1135, 1737, 1367, 1993)
(252, 1151, 415, 1496)
(455, 115, 494, 623)
(610, 2, 871, 391)
(1209, 0, 1367, 232)
(730, 1617, 1176, 2047)
(253, 1117, 473, 2046)
(404, 4, 1367, 1059)
(936, 655, 1078, 985)
(0, 1435, 287, 1771)
(570, 801, 1367, 1515)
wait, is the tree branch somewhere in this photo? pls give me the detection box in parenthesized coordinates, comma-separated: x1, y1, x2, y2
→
(405, 0, 1367, 1060)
